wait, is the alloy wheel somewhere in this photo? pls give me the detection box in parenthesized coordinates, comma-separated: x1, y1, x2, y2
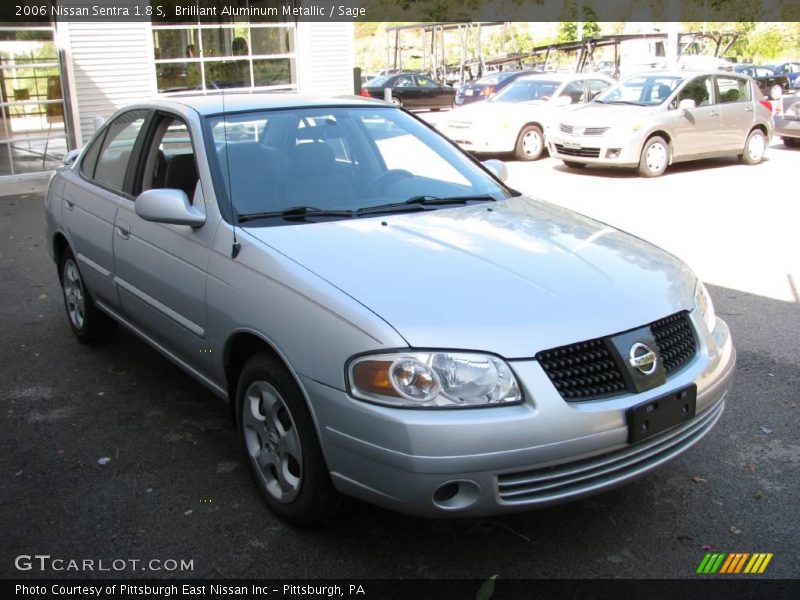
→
(242, 380, 303, 503)
(62, 258, 85, 330)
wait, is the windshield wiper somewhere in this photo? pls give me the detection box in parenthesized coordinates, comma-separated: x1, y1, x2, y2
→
(600, 100, 649, 106)
(237, 206, 354, 223)
(357, 194, 497, 216)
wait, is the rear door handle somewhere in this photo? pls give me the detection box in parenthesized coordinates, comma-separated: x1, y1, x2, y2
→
(116, 221, 130, 240)
(64, 194, 75, 210)
(744, 106, 753, 112)
(709, 112, 720, 117)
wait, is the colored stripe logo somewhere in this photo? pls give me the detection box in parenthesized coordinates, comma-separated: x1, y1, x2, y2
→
(696, 552, 773, 574)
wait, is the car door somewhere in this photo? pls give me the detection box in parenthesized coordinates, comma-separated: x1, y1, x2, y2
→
(715, 75, 755, 151)
(392, 75, 419, 107)
(62, 109, 149, 310)
(112, 111, 212, 370)
(414, 74, 443, 108)
(671, 75, 721, 159)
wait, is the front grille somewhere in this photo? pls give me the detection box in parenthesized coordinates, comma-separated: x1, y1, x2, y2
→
(536, 311, 696, 401)
(496, 398, 725, 505)
(558, 124, 609, 136)
(554, 144, 601, 158)
(651, 312, 696, 374)
(536, 339, 626, 400)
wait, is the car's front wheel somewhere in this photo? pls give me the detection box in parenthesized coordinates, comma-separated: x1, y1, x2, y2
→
(741, 128, 767, 165)
(237, 352, 342, 525)
(514, 125, 544, 161)
(60, 248, 117, 343)
(637, 136, 669, 177)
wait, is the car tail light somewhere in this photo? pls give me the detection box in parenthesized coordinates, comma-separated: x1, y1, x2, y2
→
(759, 98, 773, 112)
(360, 88, 371, 98)
(480, 86, 495, 97)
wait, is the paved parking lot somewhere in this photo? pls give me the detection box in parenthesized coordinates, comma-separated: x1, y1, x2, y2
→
(1, 140, 798, 579)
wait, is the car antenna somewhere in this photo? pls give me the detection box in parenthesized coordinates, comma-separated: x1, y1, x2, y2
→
(218, 70, 241, 259)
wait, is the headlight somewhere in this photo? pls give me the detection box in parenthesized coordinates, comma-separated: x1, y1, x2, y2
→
(348, 351, 523, 408)
(694, 281, 717, 333)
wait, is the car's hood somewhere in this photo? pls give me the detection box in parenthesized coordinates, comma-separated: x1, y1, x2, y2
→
(244, 197, 696, 358)
(564, 103, 659, 127)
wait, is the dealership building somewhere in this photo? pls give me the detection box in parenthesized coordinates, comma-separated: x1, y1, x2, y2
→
(0, 1, 355, 177)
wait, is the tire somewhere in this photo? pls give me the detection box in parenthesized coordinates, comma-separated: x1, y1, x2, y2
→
(637, 136, 669, 177)
(514, 125, 544, 161)
(768, 84, 783, 100)
(59, 248, 117, 344)
(390, 97, 402, 107)
(740, 128, 767, 165)
(563, 160, 587, 169)
(783, 137, 799, 149)
(236, 352, 342, 526)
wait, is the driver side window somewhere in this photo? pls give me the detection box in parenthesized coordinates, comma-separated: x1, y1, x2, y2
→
(140, 115, 199, 203)
(678, 76, 714, 107)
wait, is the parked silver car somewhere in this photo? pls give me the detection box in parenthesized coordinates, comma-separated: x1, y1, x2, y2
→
(776, 95, 800, 148)
(45, 93, 735, 524)
(550, 70, 774, 176)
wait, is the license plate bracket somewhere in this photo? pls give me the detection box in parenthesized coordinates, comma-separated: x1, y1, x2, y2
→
(563, 141, 582, 150)
(627, 384, 697, 444)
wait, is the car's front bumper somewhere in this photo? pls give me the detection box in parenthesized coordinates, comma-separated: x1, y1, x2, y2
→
(302, 310, 735, 517)
(549, 131, 643, 167)
(438, 124, 515, 154)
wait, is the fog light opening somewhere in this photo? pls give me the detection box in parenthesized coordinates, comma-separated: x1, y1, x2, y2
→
(432, 480, 481, 510)
(606, 148, 621, 159)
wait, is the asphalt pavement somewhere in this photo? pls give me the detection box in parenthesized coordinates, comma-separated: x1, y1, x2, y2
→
(1, 164, 798, 580)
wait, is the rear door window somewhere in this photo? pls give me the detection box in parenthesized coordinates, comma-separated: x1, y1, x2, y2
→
(717, 76, 750, 104)
(89, 110, 148, 192)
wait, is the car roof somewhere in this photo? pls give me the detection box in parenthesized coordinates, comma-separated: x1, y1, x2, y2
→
(152, 91, 385, 116)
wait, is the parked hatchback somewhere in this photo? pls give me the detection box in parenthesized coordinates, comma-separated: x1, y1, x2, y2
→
(45, 93, 735, 524)
(550, 70, 773, 176)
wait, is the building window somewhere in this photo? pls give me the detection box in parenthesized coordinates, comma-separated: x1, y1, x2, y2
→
(152, 12, 296, 93)
(0, 26, 70, 176)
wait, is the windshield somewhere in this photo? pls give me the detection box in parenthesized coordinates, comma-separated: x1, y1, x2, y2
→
(490, 79, 559, 103)
(207, 106, 510, 224)
(595, 75, 682, 106)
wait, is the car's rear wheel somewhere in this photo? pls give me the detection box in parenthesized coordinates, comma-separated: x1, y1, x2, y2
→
(637, 136, 669, 177)
(741, 128, 767, 165)
(390, 96, 402, 107)
(768, 83, 783, 100)
(783, 137, 799, 149)
(514, 125, 544, 161)
(563, 160, 587, 169)
(237, 352, 342, 526)
(60, 248, 117, 343)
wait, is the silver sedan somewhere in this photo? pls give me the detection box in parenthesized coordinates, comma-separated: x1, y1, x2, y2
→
(44, 93, 735, 524)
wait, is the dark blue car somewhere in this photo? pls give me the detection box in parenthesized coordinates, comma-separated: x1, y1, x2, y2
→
(454, 71, 533, 106)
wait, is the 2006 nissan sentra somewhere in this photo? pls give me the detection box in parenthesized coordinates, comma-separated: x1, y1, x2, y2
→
(44, 93, 735, 524)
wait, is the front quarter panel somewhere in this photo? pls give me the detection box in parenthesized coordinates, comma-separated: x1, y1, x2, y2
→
(206, 224, 408, 392)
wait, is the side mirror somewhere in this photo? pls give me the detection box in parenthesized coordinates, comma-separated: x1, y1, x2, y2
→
(679, 98, 696, 110)
(553, 96, 573, 107)
(135, 188, 205, 227)
(63, 149, 81, 167)
(482, 159, 508, 182)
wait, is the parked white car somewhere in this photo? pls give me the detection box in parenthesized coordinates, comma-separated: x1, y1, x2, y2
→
(438, 73, 613, 160)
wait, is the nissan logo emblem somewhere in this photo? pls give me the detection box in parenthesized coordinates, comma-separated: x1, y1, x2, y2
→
(629, 343, 657, 375)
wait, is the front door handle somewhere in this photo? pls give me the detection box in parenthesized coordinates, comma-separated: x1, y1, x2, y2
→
(709, 111, 720, 117)
(116, 221, 130, 240)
